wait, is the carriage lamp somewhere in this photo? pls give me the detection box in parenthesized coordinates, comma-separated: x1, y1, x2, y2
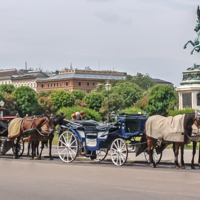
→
(0, 100, 5, 107)
(105, 81, 111, 123)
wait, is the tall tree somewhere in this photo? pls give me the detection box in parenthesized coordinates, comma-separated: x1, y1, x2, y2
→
(0, 84, 15, 94)
(83, 92, 104, 111)
(12, 86, 40, 116)
(146, 85, 177, 116)
(71, 90, 85, 100)
(50, 89, 75, 110)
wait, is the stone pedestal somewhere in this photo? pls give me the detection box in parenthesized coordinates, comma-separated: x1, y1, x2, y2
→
(177, 64, 200, 110)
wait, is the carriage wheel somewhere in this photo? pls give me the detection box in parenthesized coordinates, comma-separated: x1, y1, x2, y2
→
(93, 150, 108, 162)
(110, 138, 128, 166)
(57, 131, 79, 163)
(12, 138, 24, 157)
(144, 149, 162, 164)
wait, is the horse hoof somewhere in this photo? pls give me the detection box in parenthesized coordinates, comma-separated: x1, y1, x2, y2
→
(181, 166, 186, 169)
(150, 163, 155, 168)
(27, 157, 32, 160)
(175, 165, 180, 169)
(13, 156, 18, 159)
(34, 157, 39, 160)
(50, 157, 54, 160)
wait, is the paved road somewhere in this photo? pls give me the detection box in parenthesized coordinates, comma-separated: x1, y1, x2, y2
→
(1, 148, 200, 200)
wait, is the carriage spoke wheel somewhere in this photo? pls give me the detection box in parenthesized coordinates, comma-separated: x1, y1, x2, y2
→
(93, 150, 108, 162)
(57, 131, 79, 163)
(144, 149, 162, 164)
(110, 138, 128, 166)
(12, 138, 24, 157)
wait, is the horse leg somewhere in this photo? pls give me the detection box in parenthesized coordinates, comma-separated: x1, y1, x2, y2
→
(13, 137, 20, 159)
(38, 141, 44, 160)
(180, 143, 185, 169)
(184, 40, 195, 49)
(49, 135, 54, 160)
(191, 44, 200, 54)
(147, 137, 156, 168)
(174, 143, 180, 168)
(191, 141, 196, 169)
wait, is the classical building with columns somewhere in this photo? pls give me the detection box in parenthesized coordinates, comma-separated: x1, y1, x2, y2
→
(177, 64, 200, 110)
(37, 68, 127, 93)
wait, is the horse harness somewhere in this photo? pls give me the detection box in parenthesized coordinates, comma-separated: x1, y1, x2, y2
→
(22, 116, 51, 136)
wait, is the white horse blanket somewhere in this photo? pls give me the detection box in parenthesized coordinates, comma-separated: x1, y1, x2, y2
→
(146, 115, 185, 142)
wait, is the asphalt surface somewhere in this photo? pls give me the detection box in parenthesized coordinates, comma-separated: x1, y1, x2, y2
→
(1, 147, 200, 200)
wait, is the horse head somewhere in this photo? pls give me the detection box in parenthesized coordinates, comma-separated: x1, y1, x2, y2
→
(52, 113, 66, 126)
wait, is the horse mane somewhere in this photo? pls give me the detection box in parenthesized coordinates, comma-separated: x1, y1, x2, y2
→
(184, 113, 195, 128)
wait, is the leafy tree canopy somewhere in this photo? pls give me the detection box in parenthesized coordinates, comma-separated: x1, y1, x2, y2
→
(111, 82, 142, 107)
(0, 84, 15, 94)
(71, 90, 85, 100)
(11, 86, 39, 116)
(83, 92, 104, 111)
(50, 89, 75, 110)
(126, 73, 155, 90)
(37, 91, 53, 98)
(145, 85, 177, 116)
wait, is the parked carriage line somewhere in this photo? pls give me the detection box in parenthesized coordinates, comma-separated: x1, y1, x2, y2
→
(1, 111, 200, 168)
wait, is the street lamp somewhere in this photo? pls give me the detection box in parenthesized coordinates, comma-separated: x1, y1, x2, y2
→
(0, 100, 4, 107)
(105, 81, 111, 123)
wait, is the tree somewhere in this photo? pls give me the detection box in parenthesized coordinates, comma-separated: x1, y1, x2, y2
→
(83, 92, 104, 111)
(50, 89, 75, 110)
(12, 86, 40, 116)
(126, 73, 155, 90)
(71, 90, 85, 100)
(3, 93, 18, 116)
(37, 91, 53, 98)
(145, 85, 177, 116)
(111, 82, 142, 107)
(38, 97, 55, 114)
(0, 84, 15, 94)
(99, 93, 125, 121)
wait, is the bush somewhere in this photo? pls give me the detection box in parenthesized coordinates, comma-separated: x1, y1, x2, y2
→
(71, 90, 85, 100)
(168, 108, 195, 116)
(57, 106, 101, 121)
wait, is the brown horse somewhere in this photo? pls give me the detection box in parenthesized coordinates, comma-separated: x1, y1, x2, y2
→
(26, 115, 55, 160)
(146, 113, 196, 168)
(10, 114, 54, 159)
(31, 113, 66, 160)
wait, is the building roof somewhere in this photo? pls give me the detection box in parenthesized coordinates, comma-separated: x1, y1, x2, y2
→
(0, 68, 20, 77)
(37, 72, 126, 82)
(12, 71, 48, 80)
(151, 78, 172, 85)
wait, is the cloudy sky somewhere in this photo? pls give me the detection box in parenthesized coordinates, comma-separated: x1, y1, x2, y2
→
(0, 0, 200, 86)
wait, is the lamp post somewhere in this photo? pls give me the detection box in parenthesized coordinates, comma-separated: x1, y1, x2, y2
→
(105, 81, 111, 123)
(0, 100, 4, 107)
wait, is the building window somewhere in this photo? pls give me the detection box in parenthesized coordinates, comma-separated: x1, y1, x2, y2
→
(57, 83, 58, 87)
(48, 84, 49, 87)
(78, 82, 81, 86)
(54, 83, 55, 87)
(60, 83, 61, 86)
(87, 82, 89, 86)
(51, 83, 52, 87)
(93, 83, 95, 86)
(41, 84, 44, 88)
(66, 82, 68, 86)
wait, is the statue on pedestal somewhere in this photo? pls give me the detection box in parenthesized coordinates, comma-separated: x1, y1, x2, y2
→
(184, 6, 200, 54)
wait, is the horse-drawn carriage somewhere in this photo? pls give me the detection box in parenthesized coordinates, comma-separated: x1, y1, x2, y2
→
(0, 108, 24, 156)
(57, 113, 162, 166)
